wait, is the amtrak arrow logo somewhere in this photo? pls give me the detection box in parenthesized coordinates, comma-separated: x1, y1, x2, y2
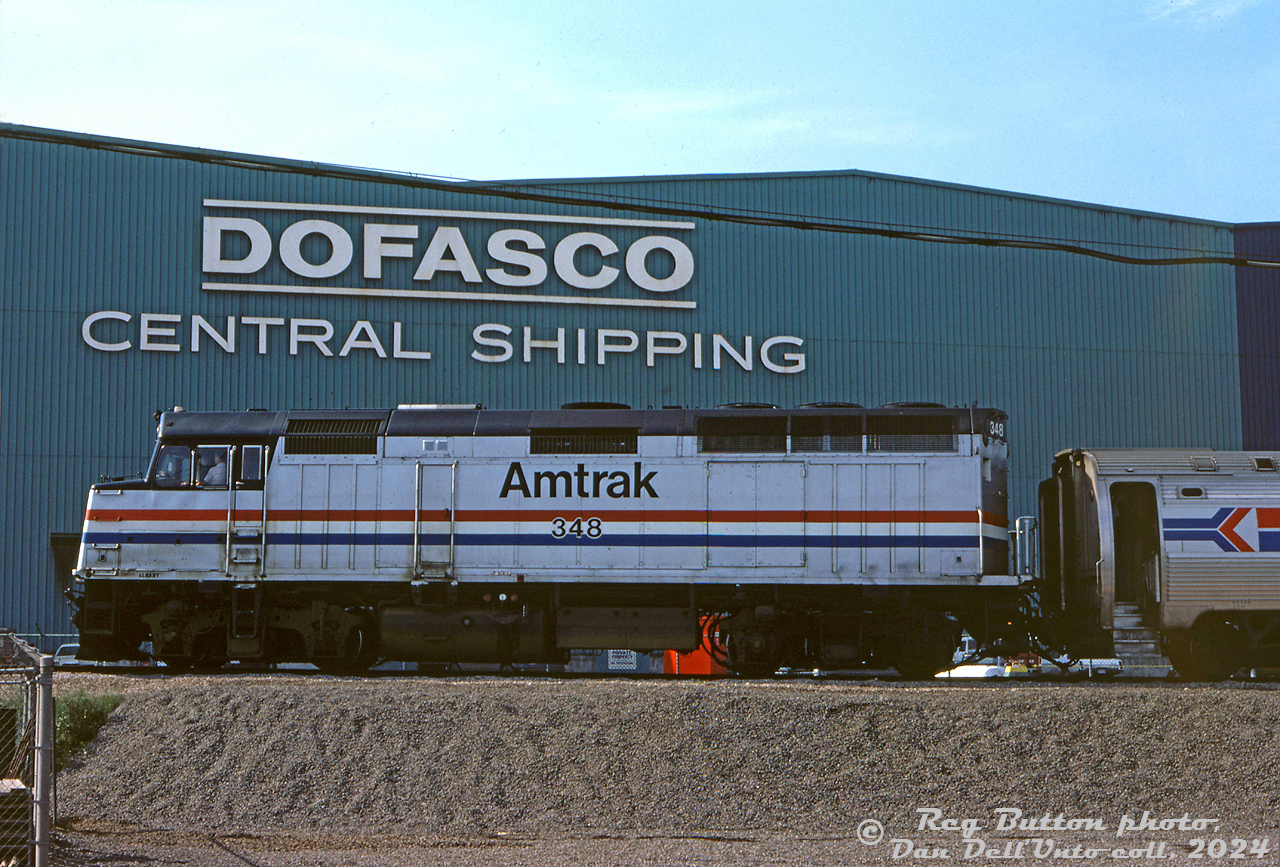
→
(1164, 507, 1262, 552)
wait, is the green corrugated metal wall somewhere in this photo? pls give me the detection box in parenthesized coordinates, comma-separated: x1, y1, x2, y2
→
(0, 125, 1241, 647)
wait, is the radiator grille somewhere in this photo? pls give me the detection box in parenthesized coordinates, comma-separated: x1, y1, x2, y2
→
(867, 415, 957, 453)
(285, 418, 381, 455)
(697, 417, 786, 453)
(530, 428, 638, 455)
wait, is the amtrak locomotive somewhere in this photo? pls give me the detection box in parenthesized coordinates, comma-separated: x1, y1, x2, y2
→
(68, 404, 1280, 679)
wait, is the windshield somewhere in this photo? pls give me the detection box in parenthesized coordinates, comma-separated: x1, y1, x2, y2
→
(149, 443, 193, 488)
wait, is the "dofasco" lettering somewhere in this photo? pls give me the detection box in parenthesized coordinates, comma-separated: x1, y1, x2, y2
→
(204, 218, 694, 294)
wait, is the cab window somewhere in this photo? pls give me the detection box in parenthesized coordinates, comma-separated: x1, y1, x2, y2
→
(236, 445, 267, 490)
(152, 445, 192, 488)
(151, 444, 267, 489)
(195, 447, 230, 488)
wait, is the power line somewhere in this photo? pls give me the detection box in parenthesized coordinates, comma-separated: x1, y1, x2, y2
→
(7, 123, 1278, 269)
(466, 181, 1279, 269)
(490, 180, 1235, 256)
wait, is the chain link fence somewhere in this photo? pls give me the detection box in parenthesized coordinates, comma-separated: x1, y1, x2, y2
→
(0, 635, 53, 867)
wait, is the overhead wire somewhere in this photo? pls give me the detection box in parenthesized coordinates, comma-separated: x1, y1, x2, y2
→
(479, 179, 1230, 255)
(9, 123, 1278, 270)
(465, 180, 1280, 269)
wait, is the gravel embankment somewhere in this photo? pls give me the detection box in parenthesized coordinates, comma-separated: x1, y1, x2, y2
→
(56, 675, 1280, 846)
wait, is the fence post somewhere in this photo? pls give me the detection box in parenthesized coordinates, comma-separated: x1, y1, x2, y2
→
(31, 655, 51, 867)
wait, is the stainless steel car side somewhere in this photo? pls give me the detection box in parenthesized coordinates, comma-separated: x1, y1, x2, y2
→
(1039, 448, 1280, 680)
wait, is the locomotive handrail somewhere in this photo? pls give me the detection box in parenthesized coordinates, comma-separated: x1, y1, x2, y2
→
(224, 446, 235, 575)
(1014, 516, 1038, 579)
(449, 461, 457, 574)
(967, 504, 977, 571)
(413, 461, 459, 578)
(413, 462, 421, 577)
(259, 445, 269, 578)
(223, 445, 269, 577)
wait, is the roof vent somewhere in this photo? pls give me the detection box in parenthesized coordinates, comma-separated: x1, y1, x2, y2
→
(1191, 456, 1218, 472)
(560, 402, 630, 410)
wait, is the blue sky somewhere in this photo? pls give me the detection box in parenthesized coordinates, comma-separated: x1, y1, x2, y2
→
(1, 0, 1275, 222)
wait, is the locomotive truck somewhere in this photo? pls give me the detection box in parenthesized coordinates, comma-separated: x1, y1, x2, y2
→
(68, 404, 1280, 679)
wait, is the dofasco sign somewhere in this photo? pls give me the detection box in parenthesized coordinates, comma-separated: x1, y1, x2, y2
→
(206, 211, 694, 295)
(81, 200, 805, 374)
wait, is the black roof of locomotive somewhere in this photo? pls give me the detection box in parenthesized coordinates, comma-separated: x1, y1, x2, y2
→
(156, 405, 1006, 441)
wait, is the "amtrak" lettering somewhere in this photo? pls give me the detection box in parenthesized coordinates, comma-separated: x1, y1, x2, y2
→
(499, 461, 659, 499)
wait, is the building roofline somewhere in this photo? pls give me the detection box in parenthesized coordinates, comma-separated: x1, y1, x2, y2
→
(0, 122, 474, 190)
(0, 122, 1238, 229)
(492, 167, 1235, 228)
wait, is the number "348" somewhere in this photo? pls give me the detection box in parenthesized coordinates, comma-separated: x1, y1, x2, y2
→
(551, 517, 603, 538)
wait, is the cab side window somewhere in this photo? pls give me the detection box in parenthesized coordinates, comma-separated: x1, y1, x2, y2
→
(236, 445, 267, 490)
(195, 447, 230, 488)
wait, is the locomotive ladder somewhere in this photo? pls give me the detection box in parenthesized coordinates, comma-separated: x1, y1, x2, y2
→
(223, 445, 269, 653)
(225, 445, 268, 579)
(413, 461, 457, 579)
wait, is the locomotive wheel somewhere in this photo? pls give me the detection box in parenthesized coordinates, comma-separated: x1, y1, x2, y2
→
(891, 643, 955, 680)
(724, 619, 779, 677)
(315, 616, 380, 674)
(884, 613, 958, 680)
(157, 630, 227, 674)
(190, 629, 229, 672)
